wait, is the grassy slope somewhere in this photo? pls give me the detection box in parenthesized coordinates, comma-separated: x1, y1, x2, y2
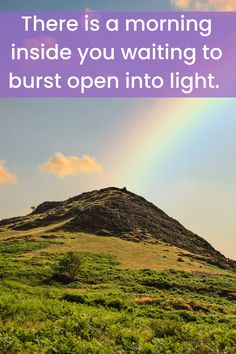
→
(0, 225, 231, 274)
(0, 226, 236, 353)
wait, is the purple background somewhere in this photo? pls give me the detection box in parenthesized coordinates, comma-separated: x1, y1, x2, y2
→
(0, 12, 235, 97)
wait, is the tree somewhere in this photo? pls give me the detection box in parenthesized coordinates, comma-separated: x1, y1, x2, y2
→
(56, 252, 83, 282)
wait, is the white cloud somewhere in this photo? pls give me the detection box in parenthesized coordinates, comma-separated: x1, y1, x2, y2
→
(41, 152, 104, 178)
(171, 0, 236, 11)
(0, 161, 18, 184)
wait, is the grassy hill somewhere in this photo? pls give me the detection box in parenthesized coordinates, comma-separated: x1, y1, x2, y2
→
(0, 188, 236, 353)
(1, 187, 235, 271)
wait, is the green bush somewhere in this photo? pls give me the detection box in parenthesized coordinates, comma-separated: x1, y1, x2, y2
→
(55, 252, 84, 282)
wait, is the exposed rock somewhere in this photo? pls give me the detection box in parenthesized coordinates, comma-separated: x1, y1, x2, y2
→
(32, 201, 61, 214)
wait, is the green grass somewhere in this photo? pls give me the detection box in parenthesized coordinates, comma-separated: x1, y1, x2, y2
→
(16, 230, 229, 275)
(0, 231, 236, 353)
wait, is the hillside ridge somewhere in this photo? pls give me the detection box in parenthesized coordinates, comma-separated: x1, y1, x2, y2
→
(0, 187, 235, 271)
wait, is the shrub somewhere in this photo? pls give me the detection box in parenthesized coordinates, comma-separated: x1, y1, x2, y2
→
(71, 202, 85, 215)
(150, 319, 183, 338)
(63, 293, 87, 304)
(56, 252, 83, 282)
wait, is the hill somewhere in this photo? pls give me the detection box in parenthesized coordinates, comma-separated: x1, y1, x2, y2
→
(0, 187, 236, 353)
(0, 187, 235, 271)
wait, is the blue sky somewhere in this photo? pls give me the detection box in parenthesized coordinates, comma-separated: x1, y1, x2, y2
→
(0, 0, 171, 11)
(0, 0, 236, 259)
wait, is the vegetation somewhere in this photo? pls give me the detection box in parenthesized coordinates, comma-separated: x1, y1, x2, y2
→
(0, 233, 236, 353)
(55, 251, 84, 282)
(2, 187, 233, 271)
(71, 202, 85, 216)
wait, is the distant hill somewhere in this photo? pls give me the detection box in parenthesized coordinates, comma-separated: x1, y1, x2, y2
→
(0, 187, 235, 271)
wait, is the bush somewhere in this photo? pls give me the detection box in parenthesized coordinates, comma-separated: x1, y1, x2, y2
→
(150, 319, 183, 338)
(71, 202, 85, 215)
(63, 293, 87, 304)
(56, 252, 83, 282)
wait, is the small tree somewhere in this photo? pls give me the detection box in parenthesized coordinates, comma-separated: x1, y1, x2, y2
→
(57, 252, 83, 282)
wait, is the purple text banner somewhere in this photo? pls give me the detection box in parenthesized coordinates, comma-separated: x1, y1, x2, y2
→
(0, 12, 235, 97)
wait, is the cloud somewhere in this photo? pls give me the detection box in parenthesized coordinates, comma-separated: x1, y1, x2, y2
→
(0, 161, 18, 184)
(172, 0, 191, 9)
(41, 152, 104, 178)
(171, 0, 236, 10)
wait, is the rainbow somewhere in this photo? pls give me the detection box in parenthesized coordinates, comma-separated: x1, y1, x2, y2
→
(110, 98, 226, 187)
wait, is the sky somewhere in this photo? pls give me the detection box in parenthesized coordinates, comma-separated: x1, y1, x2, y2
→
(0, 0, 236, 260)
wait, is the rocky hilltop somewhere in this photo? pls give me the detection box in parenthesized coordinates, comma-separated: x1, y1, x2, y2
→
(0, 187, 235, 271)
